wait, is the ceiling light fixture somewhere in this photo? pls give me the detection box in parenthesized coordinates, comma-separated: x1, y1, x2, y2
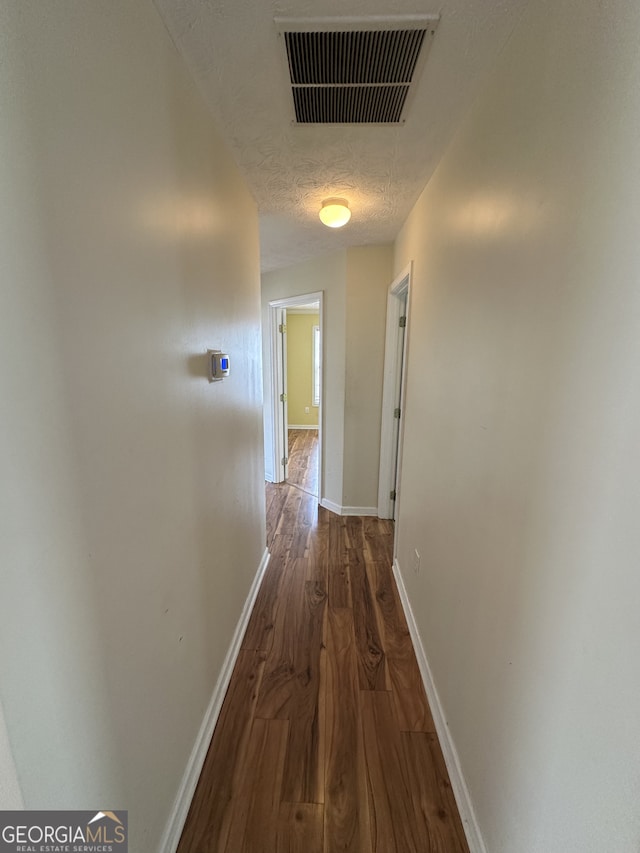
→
(319, 198, 351, 228)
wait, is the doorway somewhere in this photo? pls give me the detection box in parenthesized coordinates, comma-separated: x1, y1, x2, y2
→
(378, 263, 412, 522)
(267, 292, 323, 500)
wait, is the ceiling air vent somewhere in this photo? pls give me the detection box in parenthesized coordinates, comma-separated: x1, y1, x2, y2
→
(276, 18, 439, 125)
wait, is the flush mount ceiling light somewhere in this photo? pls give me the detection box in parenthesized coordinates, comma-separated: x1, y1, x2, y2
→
(319, 198, 351, 228)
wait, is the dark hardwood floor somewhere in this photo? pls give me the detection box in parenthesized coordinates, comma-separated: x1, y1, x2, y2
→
(286, 428, 318, 496)
(177, 483, 469, 853)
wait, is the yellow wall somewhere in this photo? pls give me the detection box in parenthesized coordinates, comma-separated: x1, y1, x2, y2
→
(286, 313, 320, 426)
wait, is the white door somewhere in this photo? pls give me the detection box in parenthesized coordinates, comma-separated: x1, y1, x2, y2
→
(378, 264, 412, 520)
(275, 307, 289, 482)
(390, 292, 408, 518)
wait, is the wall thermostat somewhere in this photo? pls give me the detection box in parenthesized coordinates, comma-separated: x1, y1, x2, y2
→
(208, 349, 230, 382)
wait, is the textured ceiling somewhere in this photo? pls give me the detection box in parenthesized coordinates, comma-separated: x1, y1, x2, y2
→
(154, 0, 529, 272)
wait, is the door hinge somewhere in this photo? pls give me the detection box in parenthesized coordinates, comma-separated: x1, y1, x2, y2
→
(390, 490, 396, 500)
(399, 315, 407, 328)
(280, 393, 287, 402)
(279, 323, 287, 333)
(282, 457, 288, 466)
(394, 407, 401, 419)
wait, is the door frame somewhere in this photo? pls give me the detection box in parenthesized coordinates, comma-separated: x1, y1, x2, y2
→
(378, 262, 413, 520)
(267, 291, 324, 499)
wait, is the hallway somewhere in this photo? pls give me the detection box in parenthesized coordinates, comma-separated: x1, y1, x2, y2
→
(287, 428, 319, 496)
(3, 3, 640, 851)
(177, 484, 469, 852)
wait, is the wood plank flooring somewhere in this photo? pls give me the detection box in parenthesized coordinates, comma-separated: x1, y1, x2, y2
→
(287, 429, 318, 496)
(177, 484, 469, 853)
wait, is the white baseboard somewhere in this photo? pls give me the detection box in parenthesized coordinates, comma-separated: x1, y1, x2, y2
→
(319, 497, 342, 515)
(288, 424, 319, 430)
(342, 505, 378, 516)
(391, 559, 487, 853)
(157, 548, 271, 853)
(319, 498, 378, 517)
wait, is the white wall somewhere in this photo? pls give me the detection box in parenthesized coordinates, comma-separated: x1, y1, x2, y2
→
(0, 699, 23, 810)
(394, 0, 640, 850)
(344, 246, 393, 508)
(262, 245, 392, 510)
(0, 3, 264, 851)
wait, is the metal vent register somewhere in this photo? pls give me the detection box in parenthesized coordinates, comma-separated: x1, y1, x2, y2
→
(279, 21, 438, 125)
